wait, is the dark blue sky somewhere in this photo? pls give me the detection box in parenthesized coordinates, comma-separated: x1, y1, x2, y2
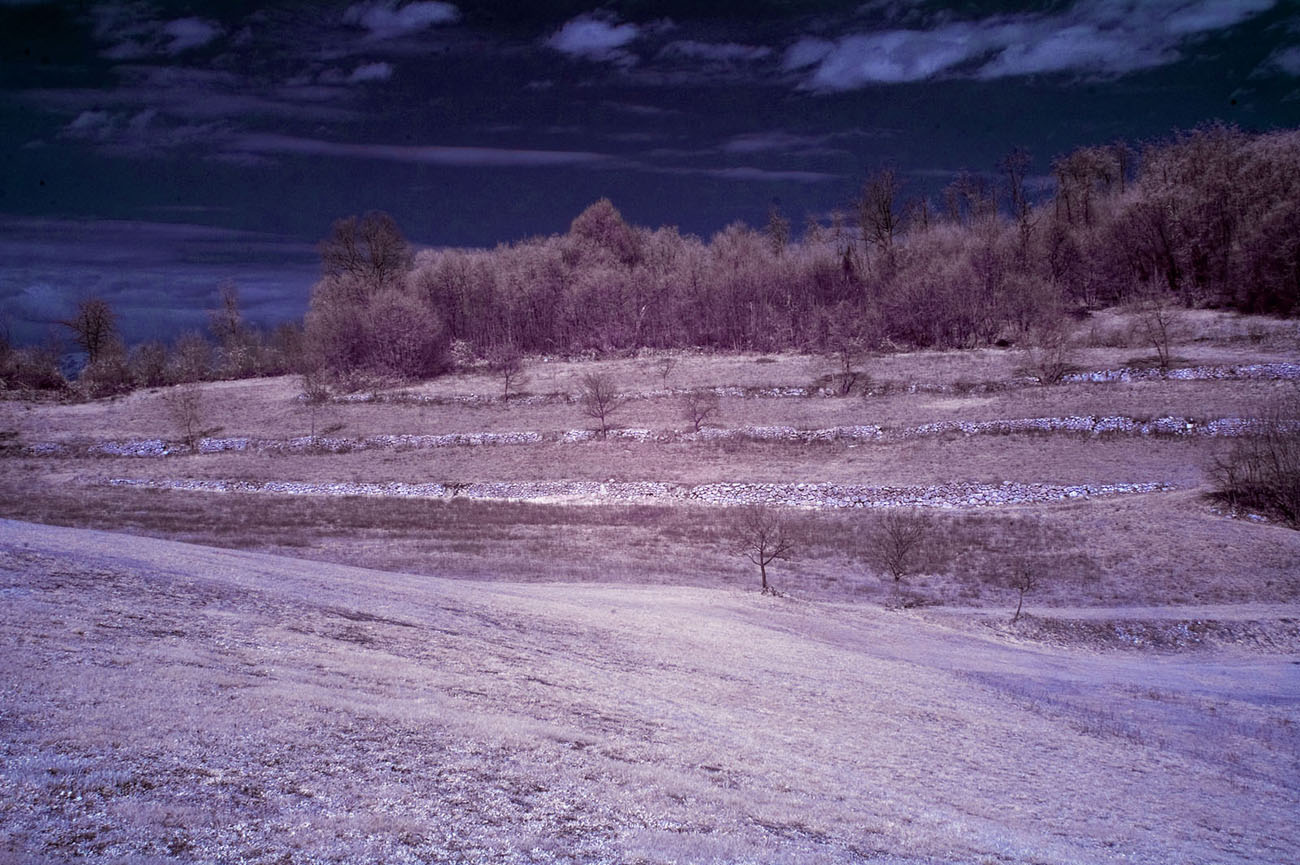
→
(3, 0, 1299, 344)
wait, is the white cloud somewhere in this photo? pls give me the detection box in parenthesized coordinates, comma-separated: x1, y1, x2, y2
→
(344, 1, 459, 40)
(64, 110, 114, 138)
(232, 133, 614, 167)
(161, 18, 222, 54)
(785, 0, 1279, 90)
(91, 7, 223, 59)
(1264, 46, 1300, 76)
(348, 61, 394, 83)
(722, 132, 829, 154)
(548, 14, 641, 64)
(781, 38, 833, 71)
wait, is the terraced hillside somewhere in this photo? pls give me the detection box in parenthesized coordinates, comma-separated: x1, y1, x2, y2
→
(3, 309, 1298, 609)
(3, 310, 1300, 863)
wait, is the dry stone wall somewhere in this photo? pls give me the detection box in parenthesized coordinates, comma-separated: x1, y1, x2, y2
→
(105, 477, 1174, 510)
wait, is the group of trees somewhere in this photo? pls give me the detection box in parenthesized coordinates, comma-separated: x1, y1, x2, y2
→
(2, 284, 304, 396)
(9, 123, 1297, 395)
(301, 124, 1299, 381)
(732, 504, 1057, 618)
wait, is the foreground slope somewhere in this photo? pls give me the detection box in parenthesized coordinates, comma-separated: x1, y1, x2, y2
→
(1, 519, 1297, 864)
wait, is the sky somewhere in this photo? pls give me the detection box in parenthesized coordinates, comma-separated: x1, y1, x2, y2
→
(3, 0, 1299, 345)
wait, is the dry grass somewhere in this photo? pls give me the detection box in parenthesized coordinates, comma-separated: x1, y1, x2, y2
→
(2, 311, 1298, 619)
(2, 519, 1297, 864)
(2, 473, 1296, 608)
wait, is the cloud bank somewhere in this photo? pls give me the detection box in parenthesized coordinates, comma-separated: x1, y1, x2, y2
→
(785, 0, 1278, 89)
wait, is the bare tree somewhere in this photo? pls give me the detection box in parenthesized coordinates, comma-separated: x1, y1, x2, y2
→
(681, 390, 721, 432)
(488, 344, 527, 398)
(765, 205, 790, 257)
(1209, 394, 1300, 528)
(655, 355, 677, 389)
(733, 503, 795, 594)
(579, 372, 621, 439)
(1022, 322, 1076, 385)
(1002, 557, 1040, 623)
(858, 169, 902, 258)
(62, 297, 117, 365)
(1132, 292, 1185, 370)
(163, 381, 206, 451)
(209, 280, 244, 346)
(999, 147, 1035, 261)
(869, 510, 929, 583)
(825, 318, 865, 395)
(319, 211, 412, 294)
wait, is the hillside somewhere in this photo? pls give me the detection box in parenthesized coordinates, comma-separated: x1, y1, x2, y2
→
(3, 519, 1298, 864)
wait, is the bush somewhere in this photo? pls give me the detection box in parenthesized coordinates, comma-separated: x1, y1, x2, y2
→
(77, 346, 133, 398)
(1209, 398, 1300, 528)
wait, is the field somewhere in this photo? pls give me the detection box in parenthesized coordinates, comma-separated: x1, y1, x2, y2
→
(2, 308, 1299, 863)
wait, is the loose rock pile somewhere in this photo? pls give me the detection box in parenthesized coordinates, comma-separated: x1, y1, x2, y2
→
(24, 414, 1278, 459)
(105, 476, 1175, 510)
(327, 361, 1300, 407)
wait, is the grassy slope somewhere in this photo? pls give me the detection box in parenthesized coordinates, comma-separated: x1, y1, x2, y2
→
(2, 519, 1297, 865)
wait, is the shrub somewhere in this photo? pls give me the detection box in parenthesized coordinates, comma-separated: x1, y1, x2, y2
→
(1209, 397, 1300, 528)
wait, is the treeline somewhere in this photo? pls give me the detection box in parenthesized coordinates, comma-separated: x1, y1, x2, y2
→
(304, 123, 1300, 380)
(6, 123, 1297, 396)
(1, 284, 304, 398)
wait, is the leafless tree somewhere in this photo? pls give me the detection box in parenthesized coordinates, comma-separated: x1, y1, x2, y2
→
(999, 147, 1035, 261)
(168, 332, 215, 383)
(1209, 394, 1300, 528)
(62, 297, 117, 365)
(681, 390, 721, 432)
(488, 344, 527, 398)
(128, 341, 168, 388)
(733, 503, 795, 594)
(579, 372, 621, 439)
(765, 205, 790, 257)
(1022, 323, 1076, 385)
(1002, 557, 1040, 623)
(869, 510, 929, 583)
(163, 381, 206, 451)
(858, 169, 902, 257)
(655, 355, 677, 389)
(1132, 292, 1185, 370)
(209, 280, 244, 346)
(824, 309, 867, 395)
(319, 211, 412, 295)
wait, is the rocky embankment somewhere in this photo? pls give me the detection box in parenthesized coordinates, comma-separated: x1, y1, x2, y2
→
(20, 414, 1281, 458)
(334, 361, 1300, 407)
(104, 477, 1174, 510)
